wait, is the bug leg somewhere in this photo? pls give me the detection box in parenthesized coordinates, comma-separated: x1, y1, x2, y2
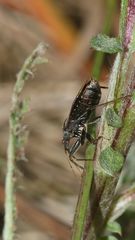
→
(85, 132, 97, 144)
(100, 85, 108, 89)
(69, 132, 94, 163)
(87, 116, 101, 125)
(81, 128, 86, 145)
(86, 133, 110, 144)
(86, 132, 107, 144)
(69, 138, 81, 158)
(69, 157, 84, 170)
(68, 137, 85, 169)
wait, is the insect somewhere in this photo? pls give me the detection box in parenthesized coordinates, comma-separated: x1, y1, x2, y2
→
(62, 79, 102, 165)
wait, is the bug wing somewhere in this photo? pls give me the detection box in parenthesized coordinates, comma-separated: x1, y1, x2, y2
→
(66, 81, 91, 124)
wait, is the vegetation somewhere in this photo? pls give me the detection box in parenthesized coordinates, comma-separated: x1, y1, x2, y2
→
(3, 43, 48, 240)
(72, 0, 135, 239)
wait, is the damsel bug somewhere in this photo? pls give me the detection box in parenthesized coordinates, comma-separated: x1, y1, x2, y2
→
(62, 79, 102, 166)
(62, 78, 132, 168)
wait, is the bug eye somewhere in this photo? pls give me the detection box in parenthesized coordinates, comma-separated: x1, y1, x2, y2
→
(64, 131, 69, 139)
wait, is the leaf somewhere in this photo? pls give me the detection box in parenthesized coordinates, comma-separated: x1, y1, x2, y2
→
(100, 147, 124, 176)
(105, 108, 122, 128)
(100, 236, 118, 240)
(33, 56, 48, 65)
(110, 184, 135, 221)
(106, 221, 122, 235)
(90, 34, 122, 53)
(20, 98, 30, 115)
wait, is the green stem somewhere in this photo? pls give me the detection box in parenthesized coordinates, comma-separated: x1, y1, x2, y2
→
(119, 0, 128, 43)
(84, 0, 134, 238)
(71, 145, 95, 240)
(3, 120, 16, 240)
(86, 51, 135, 240)
(3, 43, 48, 240)
(92, 0, 117, 80)
(72, 2, 118, 240)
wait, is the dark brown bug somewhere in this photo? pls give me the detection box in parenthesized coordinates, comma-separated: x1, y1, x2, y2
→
(62, 79, 101, 165)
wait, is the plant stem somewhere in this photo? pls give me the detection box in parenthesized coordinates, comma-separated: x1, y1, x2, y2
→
(72, 0, 135, 239)
(86, 58, 135, 240)
(3, 120, 16, 240)
(119, 0, 128, 44)
(71, 145, 95, 240)
(85, 0, 135, 237)
(92, 0, 117, 80)
(3, 43, 48, 240)
(71, 2, 117, 240)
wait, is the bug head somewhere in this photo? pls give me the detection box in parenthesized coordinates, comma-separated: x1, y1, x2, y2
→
(62, 131, 70, 153)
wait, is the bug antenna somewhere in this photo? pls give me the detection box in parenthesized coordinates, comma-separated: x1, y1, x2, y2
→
(100, 85, 108, 89)
(67, 156, 80, 178)
(91, 94, 131, 110)
(69, 156, 84, 170)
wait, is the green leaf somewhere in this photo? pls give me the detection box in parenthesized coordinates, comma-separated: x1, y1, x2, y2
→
(100, 236, 118, 240)
(20, 98, 30, 115)
(33, 56, 48, 65)
(110, 184, 135, 221)
(100, 146, 124, 176)
(106, 221, 122, 235)
(90, 34, 122, 53)
(105, 108, 122, 128)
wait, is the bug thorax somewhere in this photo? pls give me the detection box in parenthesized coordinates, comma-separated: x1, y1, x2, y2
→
(82, 80, 101, 105)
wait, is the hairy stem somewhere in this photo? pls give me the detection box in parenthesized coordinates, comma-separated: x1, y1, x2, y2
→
(3, 43, 48, 240)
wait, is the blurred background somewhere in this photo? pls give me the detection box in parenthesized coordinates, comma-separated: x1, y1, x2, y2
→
(0, 0, 135, 240)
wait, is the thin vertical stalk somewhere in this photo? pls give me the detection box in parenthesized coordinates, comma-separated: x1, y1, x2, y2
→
(72, 2, 117, 240)
(3, 43, 48, 240)
(92, 0, 117, 80)
(3, 121, 16, 240)
(85, 0, 135, 238)
(72, 0, 135, 239)
(71, 145, 95, 240)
